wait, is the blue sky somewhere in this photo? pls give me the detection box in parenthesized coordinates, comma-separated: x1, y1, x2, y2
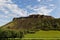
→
(0, 0, 60, 26)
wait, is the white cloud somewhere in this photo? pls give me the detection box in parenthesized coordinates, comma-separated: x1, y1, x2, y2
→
(6, 4, 28, 17)
(0, 15, 8, 18)
(0, 19, 10, 26)
(37, 0, 41, 2)
(0, 0, 28, 26)
(49, 4, 55, 7)
(27, 5, 55, 15)
(0, 0, 55, 18)
(0, 0, 28, 18)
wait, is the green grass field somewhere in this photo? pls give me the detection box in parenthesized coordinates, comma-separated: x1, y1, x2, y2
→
(23, 30, 60, 40)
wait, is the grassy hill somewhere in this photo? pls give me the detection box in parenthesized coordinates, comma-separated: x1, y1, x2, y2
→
(0, 14, 60, 40)
(24, 30, 60, 38)
(1, 14, 60, 30)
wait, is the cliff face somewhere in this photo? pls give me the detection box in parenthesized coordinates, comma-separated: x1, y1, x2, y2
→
(1, 14, 60, 31)
(13, 14, 54, 21)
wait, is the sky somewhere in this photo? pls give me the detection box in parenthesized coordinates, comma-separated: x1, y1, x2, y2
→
(0, 0, 60, 26)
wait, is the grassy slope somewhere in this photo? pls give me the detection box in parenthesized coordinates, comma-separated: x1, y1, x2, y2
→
(24, 30, 60, 38)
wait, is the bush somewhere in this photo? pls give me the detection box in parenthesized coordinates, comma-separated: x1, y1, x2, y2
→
(0, 29, 24, 38)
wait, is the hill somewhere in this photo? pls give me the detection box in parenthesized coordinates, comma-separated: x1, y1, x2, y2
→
(1, 14, 60, 31)
(0, 14, 60, 39)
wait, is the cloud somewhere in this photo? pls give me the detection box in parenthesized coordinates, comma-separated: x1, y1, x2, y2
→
(49, 4, 55, 7)
(0, 0, 28, 18)
(37, 0, 41, 2)
(26, 5, 55, 15)
(6, 4, 28, 17)
(0, 15, 8, 18)
(0, 0, 28, 26)
(0, 0, 55, 18)
(0, 19, 10, 26)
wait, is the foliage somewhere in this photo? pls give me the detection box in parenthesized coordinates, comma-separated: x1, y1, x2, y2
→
(0, 29, 24, 38)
